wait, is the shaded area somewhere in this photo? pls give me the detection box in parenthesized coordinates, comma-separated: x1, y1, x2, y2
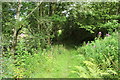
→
(52, 27, 108, 49)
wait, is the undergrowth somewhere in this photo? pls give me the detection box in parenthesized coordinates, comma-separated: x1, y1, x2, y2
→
(2, 32, 118, 78)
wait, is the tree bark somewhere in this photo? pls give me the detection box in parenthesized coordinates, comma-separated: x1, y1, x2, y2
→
(49, 2, 52, 16)
(11, 0, 21, 55)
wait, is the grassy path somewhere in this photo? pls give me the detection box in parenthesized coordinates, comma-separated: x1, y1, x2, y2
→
(30, 45, 81, 78)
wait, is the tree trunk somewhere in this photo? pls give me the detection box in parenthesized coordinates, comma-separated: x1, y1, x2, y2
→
(11, 29, 17, 55)
(49, 2, 52, 16)
(11, 0, 21, 55)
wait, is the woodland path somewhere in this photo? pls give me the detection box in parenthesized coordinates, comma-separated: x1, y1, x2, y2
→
(30, 46, 81, 78)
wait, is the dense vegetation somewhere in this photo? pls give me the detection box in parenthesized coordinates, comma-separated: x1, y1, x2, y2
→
(1, 1, 120, 79)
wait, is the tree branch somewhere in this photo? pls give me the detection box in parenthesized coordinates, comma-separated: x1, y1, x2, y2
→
(24, 1, 43, 20)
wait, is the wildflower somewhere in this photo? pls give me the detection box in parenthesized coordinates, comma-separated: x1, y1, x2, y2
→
(86, 43, 89, 45)
(98, 32, 102, 36)
(106, 33, 110, 37)
(20, 33, 25, 37)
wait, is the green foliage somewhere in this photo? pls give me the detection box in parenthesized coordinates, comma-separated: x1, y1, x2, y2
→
(2, 32, 118, 78)
(98, 20, 120, 33)
(50, 14, 66, 23)
(67, 2, 120, 33)
(75, 32, 118, 78)
(2, 2, 119, 79)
